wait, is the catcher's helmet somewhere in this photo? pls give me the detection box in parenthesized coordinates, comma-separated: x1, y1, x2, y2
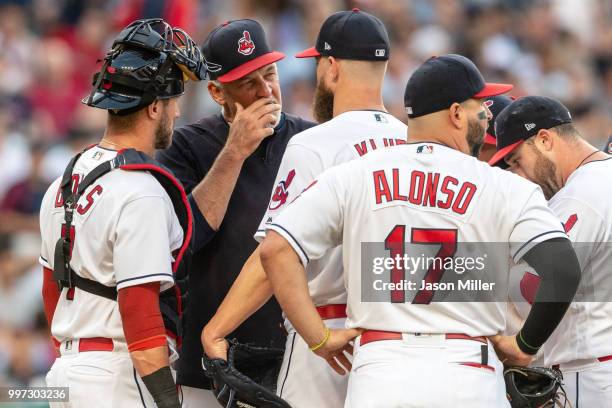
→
(83, 18, 206, 115)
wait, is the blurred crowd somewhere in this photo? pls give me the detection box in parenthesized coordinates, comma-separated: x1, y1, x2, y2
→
(1, 0, 611, 391)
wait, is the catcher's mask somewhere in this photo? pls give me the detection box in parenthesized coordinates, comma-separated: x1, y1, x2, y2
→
(504, 366, 569, 408)
(83, 18, 206, 115)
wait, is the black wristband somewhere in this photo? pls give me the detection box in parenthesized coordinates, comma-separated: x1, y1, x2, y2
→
(516, 330, 540, 355)
(141, 366, 180, 408)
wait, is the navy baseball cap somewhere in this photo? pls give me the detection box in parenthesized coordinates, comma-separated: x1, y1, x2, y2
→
(404, 54, 513, 118)
(295, 9, 390, 61)
(202, 19, 285, 83)
(484, 95, 515, 145)
(488, 96, 573, 166)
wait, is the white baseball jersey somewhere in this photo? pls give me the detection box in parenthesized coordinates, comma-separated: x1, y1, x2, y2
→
(541, 157, 612, 366)
(255, 110, 407, 306)
(39, 145, 183, 346)
(270, 143, 567, 336)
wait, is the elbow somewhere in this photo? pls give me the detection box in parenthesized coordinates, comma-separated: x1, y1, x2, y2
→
(259, 231, 288, 277)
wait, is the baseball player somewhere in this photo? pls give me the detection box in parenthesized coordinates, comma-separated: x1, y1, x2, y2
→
(202, 9, 406, 408)
(39, 19, 204, 407)
(490, 95, 612, 407)
(474, 95, 543, 364)
(259, 55, 582, 407)
(156, 19, 315, 407)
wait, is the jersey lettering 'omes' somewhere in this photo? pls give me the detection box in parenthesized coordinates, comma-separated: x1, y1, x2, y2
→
(373, 169, 477, 215)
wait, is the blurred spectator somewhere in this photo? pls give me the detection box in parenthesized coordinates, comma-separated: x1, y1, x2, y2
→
(0, 143, 47, 234)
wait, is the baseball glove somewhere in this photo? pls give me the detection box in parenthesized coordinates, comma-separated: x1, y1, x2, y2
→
(202, 339, 291, 408)
(504, 366, 568, 408)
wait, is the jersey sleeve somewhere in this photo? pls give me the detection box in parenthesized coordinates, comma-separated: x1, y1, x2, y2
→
(509, 184, 568, 263)
(266, 166, 346, 266)
(254, 142, 324, 242)
(113, 195, 182, 291)
(39, 180, 60, 270)
(548, 196, 602, 270)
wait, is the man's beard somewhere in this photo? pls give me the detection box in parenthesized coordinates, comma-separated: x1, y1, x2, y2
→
(467, 118, 486, 158)
(313, 80, 334, 123)
(531, 147, 561, 200)
(154, 112, 172, 149)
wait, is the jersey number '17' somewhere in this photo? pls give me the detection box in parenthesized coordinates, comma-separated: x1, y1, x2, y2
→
(384, 225, 458, 304)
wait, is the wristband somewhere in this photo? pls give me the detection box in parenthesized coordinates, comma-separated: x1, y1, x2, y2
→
(309, 327, 331, 352)
(141, 366, 180, 408)
(517, 330, 540, 355)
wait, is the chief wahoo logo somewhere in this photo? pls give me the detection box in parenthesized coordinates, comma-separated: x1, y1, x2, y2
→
(237, 31, 255, 56)
(269, 169, 296, 210)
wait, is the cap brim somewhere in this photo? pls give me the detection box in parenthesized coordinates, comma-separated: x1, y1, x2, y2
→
(484, 133, 496, 145)
(473, 82, 514, 98)
(488, 139, 524, 166)
(295, 46, 320, 58)
(217, 51, 286, 83)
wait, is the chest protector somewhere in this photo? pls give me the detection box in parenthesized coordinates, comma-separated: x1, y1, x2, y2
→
(53, 147, 192, 346)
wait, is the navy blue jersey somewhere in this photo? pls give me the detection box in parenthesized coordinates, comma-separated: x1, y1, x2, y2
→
(157, 112, 315, 388)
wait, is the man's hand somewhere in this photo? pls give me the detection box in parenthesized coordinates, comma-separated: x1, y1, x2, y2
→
(489, 334, 534, 367)
(224, 99, 281, 160)
(201, 327, 229, 361)
(312, 328, 363, 375)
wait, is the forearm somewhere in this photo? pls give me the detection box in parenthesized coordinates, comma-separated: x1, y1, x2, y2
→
(518, 238, 581, 354)
(130, 346, 170, 377)
(260, 233, 327, 347)
(119, 283, 179, 407)
(204, 246, 273, 340)
(191, 149, 244, 230)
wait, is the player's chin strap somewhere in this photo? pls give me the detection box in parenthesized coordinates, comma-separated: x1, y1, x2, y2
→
(53, 147, 192, 303)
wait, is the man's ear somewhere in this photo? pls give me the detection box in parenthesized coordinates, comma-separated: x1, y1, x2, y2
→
(207, 81, 226, 106)
(448, 102, 464, 130)
(146, 99, 162, 121)
(534, 129, 554, 152)
(327, 57, 340, 88)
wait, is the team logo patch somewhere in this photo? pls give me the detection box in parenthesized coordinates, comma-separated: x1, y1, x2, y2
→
(375, 49, 386, 57)
(92, 151, 103, 161)
(269, 169, 296, 210)
(416, 145, 434, 154)
(324, 42, 331, 51)
(237, 31, 255, 56)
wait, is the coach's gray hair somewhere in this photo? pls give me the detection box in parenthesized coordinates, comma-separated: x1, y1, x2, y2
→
(210, 80, 223, 89)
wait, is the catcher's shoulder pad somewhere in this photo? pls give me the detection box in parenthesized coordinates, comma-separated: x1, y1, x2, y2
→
(504, 366, 564, 408)
(202, 339, 290, 408)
